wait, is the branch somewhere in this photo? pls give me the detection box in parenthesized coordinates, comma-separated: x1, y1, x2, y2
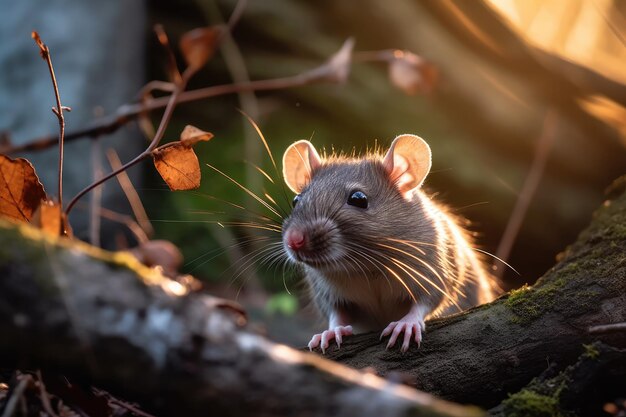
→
(4, 41, 356, 156)
(31, 32, 71, 214)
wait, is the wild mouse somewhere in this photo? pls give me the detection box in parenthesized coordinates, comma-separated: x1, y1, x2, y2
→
(281, 134, 499, 353)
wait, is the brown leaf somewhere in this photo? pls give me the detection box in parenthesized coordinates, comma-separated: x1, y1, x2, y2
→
(152, 143, 201, 190)
(179, 125, 214, 146)
(324, 38, 355, 84)
(0, 154, 47, 222)
(31, 199, 72, 237)
(129, 239, 183, 275)
(179, 26, 222, 71)
(388, 51, 439, 95)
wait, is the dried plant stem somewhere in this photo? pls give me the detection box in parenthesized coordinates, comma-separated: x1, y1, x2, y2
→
(96, 206, 150, 244)
(494, 110, 558, 280)
(89, 140, 104, 246)
(32, 32, 71, 209)
(589, 322, 626, 334)
(106, 148, 154, 237)
(0, 375, 31, 417)
(36, 371, 60, 417)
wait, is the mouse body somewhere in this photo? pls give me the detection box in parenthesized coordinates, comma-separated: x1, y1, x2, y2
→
(281, 134, 499, 352)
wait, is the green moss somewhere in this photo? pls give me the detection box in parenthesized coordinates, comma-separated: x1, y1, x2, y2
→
(504, 278, 567, 325)
(502, 389, 563, 417)
(582, 343, 599, 360)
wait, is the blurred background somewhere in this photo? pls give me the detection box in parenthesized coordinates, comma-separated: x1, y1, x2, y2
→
(2, 0, 625, 346)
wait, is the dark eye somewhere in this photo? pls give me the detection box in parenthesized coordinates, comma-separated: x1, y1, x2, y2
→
(347, 191, 368, 209)
(292, 194, 301, 207)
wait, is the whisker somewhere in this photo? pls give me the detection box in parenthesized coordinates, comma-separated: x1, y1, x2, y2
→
(390, 257, 462, 310)
(206, 163, 284, 221)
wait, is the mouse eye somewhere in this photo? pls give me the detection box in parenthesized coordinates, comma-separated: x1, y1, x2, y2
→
(292, 194, 301, 207)
(347, 191, 368, 209)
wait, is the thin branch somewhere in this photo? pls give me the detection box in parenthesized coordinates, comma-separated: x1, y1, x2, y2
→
(589, 322, 626, 335)
(5, 44, 361, 155)
(89, 140, 104, 246)
(0, 374, 31, 417)
(36, 371, 60, 417)
(92, 388, 156, 417)
(154, 24, 182, 85)
(31, 31, 71, 213)
(106, 148, 154, 237)
(494, 110, 558, 279)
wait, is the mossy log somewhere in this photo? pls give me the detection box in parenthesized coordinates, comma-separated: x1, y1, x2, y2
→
(0, 220, 482, 417)
(322, 178, 626, 410)
(1, 180, 625, 416)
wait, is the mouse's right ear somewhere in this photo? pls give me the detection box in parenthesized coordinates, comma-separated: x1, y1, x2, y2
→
(383, 134, 432, 197)
(282, 140, 322, 193)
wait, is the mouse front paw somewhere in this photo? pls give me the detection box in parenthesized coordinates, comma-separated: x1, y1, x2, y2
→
(380, 319, 425, 352)
(308, 325, 353, 354)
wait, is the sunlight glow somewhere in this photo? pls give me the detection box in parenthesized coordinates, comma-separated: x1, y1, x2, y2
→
(487, 0, 626, 83)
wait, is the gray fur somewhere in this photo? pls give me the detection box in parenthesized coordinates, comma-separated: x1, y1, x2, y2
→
(282, 156, 498, 332)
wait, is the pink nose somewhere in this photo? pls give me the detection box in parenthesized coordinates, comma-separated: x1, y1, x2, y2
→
(286, 228, 306, 250)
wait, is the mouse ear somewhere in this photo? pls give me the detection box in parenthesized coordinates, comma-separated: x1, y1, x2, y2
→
(282, 140, 322, 193)
(382, 134, 432, 197)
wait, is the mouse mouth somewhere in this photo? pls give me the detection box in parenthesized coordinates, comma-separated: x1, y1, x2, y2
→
(288, 249, 342, 268)
(283, 219, 345, 269)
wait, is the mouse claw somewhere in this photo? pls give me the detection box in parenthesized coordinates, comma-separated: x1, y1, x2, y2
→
(308, 325, 353, 354)
(381, 320, 424, 352)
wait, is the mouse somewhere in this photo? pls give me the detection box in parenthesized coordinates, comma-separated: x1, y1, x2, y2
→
(280, 134, 500, 353)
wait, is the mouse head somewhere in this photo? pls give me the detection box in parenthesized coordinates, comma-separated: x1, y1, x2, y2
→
(281, 134, 433, 270)
(282, 134, 431, 198)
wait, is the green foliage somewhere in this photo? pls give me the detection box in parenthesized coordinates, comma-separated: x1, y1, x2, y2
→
(265, 292, 299, 316)
(582, 343, 600, 360)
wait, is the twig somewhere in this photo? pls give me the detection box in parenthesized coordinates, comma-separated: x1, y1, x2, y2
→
(494, 110, 558, 280)
(89, 140, 104, 246)
(92, 388, 156, 417)
(589, 322, 626, 334)
(35, 371, 60, 417)
(76, 202, 149, 244)
(154, 24, 182, 85)
(106, 148, 154, 237)
(32, 31, 71, 211)
(1, 375, 31, 417)
(6, 45, 362, 155)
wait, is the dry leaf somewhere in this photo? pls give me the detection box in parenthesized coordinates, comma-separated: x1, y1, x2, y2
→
(388, 51, 439, 95)
(153, 144, 201, 190)
(180, 125, 214, 146)
(324, 38, 355, 84)
(31, 199, 72, 236)
(0, 154, 47, 222)
(129, 239, 183, 275)
(179, 26, 222, 71)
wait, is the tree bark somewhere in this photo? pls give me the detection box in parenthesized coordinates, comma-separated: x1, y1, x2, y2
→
(323, 177, 626, 408)
(0, 220, 482, 417)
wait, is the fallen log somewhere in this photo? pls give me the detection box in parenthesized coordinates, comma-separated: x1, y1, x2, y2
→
(0, 220, 482, 417)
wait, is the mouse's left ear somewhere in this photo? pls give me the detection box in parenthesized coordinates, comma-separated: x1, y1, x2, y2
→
(382, 134, 432, 197)
(282, 140, 322, 193)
